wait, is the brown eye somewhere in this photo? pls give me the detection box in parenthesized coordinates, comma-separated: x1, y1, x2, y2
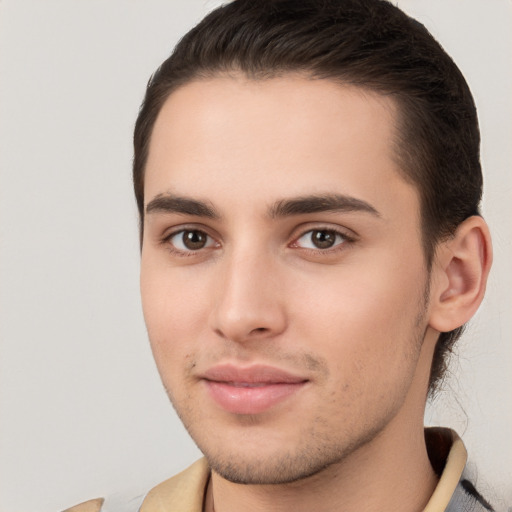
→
(311, 230, 337, 248)
(295, 229, 346, 250)
(183, 230, 207, 250)
(168, 229, 215, 252)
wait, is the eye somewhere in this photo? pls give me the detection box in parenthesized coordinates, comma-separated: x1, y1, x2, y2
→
(167, 229, 217, 252)
(294, 229, 347, 250)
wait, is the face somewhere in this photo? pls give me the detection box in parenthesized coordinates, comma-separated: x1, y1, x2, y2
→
(140, 75, 435, 485)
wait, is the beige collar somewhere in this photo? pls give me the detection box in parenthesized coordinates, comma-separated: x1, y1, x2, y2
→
(140, 458, 210, 512)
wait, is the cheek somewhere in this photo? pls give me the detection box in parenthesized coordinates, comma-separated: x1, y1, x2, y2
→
(295, 284, 424, 427)
(140, 260, 210, 372)
(291, 253, 427, 379)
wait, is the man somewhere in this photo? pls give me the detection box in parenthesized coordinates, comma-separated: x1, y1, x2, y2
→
(66, 0, 496, 510)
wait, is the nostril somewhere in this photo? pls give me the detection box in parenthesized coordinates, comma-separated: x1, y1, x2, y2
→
(251, 327, 268, 334)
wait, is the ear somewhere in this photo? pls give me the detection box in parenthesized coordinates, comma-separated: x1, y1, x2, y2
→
(428, 216, 493, 333)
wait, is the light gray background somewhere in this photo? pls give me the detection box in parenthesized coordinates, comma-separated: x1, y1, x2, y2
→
(0, 1, 510, 510)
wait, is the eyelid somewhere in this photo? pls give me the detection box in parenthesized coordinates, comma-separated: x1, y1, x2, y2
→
(290, 222, 357, 241)
(160, 221, 219, 241)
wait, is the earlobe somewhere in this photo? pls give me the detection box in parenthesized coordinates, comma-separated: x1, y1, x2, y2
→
(428, 216, 493, 333)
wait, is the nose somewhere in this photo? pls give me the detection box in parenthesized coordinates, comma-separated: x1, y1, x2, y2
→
(209, 250, 287, 343)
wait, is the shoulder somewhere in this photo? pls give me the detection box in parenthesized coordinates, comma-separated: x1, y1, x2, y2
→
(448, 478, 495, 512)
(61, 459, 209, 512)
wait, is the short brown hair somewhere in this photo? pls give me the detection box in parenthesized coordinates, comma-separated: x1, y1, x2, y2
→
(133, 0, 483, 394)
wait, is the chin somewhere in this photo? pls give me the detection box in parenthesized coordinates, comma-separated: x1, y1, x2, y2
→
(197, 423, 382, 486)
(207, 451, 336, 485)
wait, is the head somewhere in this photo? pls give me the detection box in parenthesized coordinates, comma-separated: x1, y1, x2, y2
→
(135, 0, 491, 485)
(134, 0, 483, 395)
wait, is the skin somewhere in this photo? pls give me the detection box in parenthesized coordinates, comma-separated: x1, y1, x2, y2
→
(140, 75, 490, 512)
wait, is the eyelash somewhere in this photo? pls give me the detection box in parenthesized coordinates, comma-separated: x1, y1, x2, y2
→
(160, 226, 356, 257)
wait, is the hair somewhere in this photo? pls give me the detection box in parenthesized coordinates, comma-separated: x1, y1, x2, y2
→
(133, 0, 483, 394)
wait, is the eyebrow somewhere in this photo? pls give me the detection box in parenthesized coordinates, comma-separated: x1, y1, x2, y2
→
(145, 192, 380, 221)
(268, 194, 380, 218)
(145, 194, 220, 219)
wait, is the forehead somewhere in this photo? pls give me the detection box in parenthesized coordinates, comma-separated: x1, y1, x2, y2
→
(144, 74, 418, 219)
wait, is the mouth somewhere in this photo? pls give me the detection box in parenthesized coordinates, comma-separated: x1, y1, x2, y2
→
(201, 364, 309, 415)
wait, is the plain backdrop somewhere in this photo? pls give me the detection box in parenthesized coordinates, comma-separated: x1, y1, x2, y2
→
(0, 1, 511, 510)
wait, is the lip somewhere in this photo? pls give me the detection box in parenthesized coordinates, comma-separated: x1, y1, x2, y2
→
(201, 364, 308, 415)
